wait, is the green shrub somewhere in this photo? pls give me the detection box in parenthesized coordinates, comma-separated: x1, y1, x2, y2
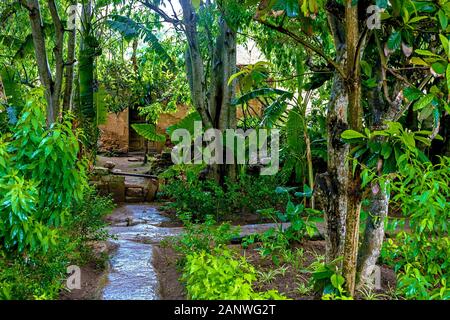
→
(182, 246, 287, 300)
(0, 101, 112, 300)
(172, 214, 240, 255)
(161, 173, 287, 220)
(0, 187, 113, 300)
(0, 102, 88, 254)
(381, 156, 450, 299)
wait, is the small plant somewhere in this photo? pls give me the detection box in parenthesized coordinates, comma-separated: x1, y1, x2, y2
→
(281, 248, 305, 270)
(257, 265, 289, 284)
(257, 269, 281, 284)
(295, 281, 312, 296)
(381, 156, 450, 299)
(171, 214, 240, 255)
(307, 256, 352, 300)
(182, 246, 287, 300)
(242, 187, 321, 265)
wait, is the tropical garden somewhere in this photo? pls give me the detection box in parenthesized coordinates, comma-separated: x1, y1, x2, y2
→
(0, 0, 449, 301)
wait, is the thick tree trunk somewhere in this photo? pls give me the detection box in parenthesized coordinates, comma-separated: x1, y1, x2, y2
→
(21, 0, 65, 124)
(316, 9, 348, 263)
(78, 0, 99, 155)
(180, 0, 237, 184)
(180, 0, 212, 128)
(48, 0, 64, 119)
(316, 71, 349, 263)
(356, 65, 390, 289)
(209, 17, 237, 183)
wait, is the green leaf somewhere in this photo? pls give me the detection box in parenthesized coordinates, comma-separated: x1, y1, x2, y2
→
(439, 34, 450, 57)
(410, 57, 429, 66)
(413, 94, 434, 111)
(166, 112, 202, 136)
(331, 274, 345, 289)
(403, 87, 423, 101)
(415, 49, 441, 58)
(431, 62, 446, 75)
(341, 130, 366, 140)
(232, 88, 293, 106)
(192, 0, 201, 10)
(131, 124, 166, 143)
(106, 15, 174, 67)
(387, 31, 402, 51)
(447, 64, 450, 92)
(438, 10, 448, 29)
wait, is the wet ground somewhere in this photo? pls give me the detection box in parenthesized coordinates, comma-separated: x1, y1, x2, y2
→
(102, 205, 179, 300)
(100, 204, 319, 300)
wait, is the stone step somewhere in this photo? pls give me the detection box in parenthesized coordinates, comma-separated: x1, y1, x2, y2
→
(126, 187, 144, 198)
(125, 196, 145, 203)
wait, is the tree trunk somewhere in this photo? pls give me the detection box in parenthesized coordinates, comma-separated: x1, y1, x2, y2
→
(23, 0, 56, 125)
(315, 9, 348, 263)
(180, 0, 237, 184)
(342, 0, 363, 296)
(356, 62, 391, 289)
(180, 0, 212, 128)
(357, 178, 388, 289)
(78, 0, 99, 154)
(63, 0, 77, 111)
(209, 17, 237, 183)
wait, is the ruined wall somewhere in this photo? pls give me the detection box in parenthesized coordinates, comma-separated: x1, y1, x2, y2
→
(98, 109, 129, 154)
(97, 101, 263, 155)
(152, 104, 190, 153)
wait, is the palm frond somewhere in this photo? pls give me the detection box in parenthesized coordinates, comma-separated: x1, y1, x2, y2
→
(260, 92, 291, 128)
(131, 123, 166, 143)
(106, 15, 174, 67)
(232, 87, 292, 106)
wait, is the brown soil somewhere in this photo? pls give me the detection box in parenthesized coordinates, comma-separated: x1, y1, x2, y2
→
(152, 245, 187, 299)
(59, 241, 118, 300)
(59, 262, 108, 300)
(153, 240, 397, 300)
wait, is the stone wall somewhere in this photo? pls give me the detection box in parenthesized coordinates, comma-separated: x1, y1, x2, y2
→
(97, 100, 263, 155)
(98, 109, 129, 154)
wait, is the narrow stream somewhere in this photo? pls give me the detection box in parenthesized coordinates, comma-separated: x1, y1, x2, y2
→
(102, 205, 180, 300)
(100, 205, 303, 300)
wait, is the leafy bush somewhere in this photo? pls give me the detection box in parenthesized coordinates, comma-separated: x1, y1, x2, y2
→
(0, 101, 112, 299)
(0, 102, 88, 254)
(64, 187, 114, 265)
(242, 187, 322, 264)
(161, 173, 288, 220)
(0, 186, 113, 300)
(182, 246, 287, 300)
(0, 235, 74, 300)
(172, 214, 240, 255)
(382, 155, 450, 299)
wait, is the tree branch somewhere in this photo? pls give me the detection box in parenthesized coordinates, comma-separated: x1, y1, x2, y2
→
(256, 18, 346, 79)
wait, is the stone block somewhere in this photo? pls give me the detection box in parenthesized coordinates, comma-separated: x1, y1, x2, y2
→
(144, 178, 159, 202)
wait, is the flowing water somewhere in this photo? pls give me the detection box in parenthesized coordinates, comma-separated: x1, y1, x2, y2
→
(100, 204, 307, 300)
(101, 205, 181, 300)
